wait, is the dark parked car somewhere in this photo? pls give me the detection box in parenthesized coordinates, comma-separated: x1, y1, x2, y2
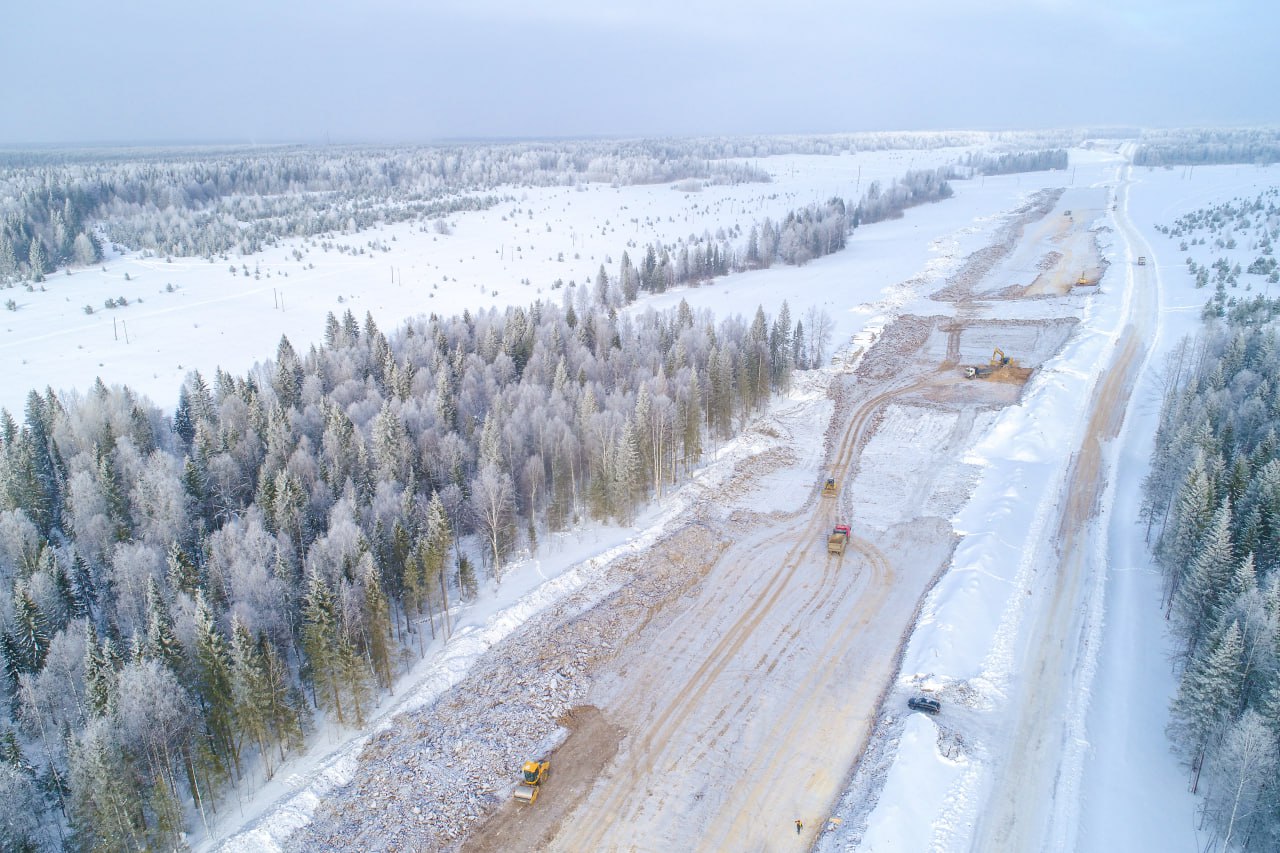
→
(907, 696, 941, 715)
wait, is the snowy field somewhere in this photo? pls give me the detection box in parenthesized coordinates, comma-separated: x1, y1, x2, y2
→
(0, 148, 968, 417)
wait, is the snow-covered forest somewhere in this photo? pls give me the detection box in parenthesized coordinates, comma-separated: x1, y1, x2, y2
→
(1142, 191, 1280, 851)
(0, 282, 819, 849)
(0, 132, 1086, 285)
(1134, 128, 1280, 167)
(961, 148, 1069, 176)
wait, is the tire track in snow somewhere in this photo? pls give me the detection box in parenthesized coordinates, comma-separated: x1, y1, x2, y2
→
(549, 370, 935, 852)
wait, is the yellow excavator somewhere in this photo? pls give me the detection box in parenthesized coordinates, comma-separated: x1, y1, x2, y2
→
(965, 348, 1013, 379)
(513, 759, 550, 803)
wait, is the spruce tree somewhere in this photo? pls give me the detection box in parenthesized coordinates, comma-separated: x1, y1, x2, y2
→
(1170, 619, 1245, 791)
(193, 592, 240, 778)
(230, 617, 272, 778)
(302, 571, 345, 723)
(144, 576, 185, 677)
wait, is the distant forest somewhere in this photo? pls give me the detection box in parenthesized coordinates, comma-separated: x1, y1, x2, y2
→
(0, 139, 772, 283)
(960, 149, 1068, 176)
(1134, 128, 1280, 167)
(0, 131, 1086, 285)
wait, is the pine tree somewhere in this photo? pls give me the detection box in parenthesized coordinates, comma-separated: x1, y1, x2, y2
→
(68, 718, 143, 851)
(173, 387, 196, 446)
(425, 491, 453, 638)
(83, 624, 114, 718)
(612, 417, 640, 524)
(273, 335, 302, 409)
(1173, 501, 1236, 657)
(229, 616, 272, 778)
(682, 370, 703, 471)
(146, 773, 184, 850)
(258, 632, 304, 758)
(27, 237, 46, 282)
(165, 541, 200, 597)
(10, 581, 49, 673)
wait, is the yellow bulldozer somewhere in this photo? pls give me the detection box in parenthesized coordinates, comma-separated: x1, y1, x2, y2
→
(513, 759, 550, 803)
(822, 477, 838, 498)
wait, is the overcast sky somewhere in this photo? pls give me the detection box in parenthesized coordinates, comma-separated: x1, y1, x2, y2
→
(4, 0, 1277, 145)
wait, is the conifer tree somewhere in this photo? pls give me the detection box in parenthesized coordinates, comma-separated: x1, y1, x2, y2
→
(83, 624, 113, 718)
(1170, 619, 1245, 792)
(425, 491, 453, 637)
(193, 591, 240, 778)
(1174, 501, 1237, 657)
(144, 576, 185, 675)
(301, 571, 345, 723)
(229, 616, 272, 778)
(360, 557, 394, 690)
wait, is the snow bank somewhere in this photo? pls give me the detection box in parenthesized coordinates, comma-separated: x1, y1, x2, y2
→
(858, 154, 1131, 848)
(858, 715, 972, 853)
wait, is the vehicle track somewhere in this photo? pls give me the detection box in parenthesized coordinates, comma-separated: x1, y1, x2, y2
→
(969, 166, 1157, 853)
(549, 369, 936, 851)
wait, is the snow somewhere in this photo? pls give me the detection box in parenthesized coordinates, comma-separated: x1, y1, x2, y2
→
(13, 142, 1260, 851)
(0, 149, 968, 417)
(857, 715, 972, 853)
(847, 159, 1279, 852)
(196, 151, 1041, 851)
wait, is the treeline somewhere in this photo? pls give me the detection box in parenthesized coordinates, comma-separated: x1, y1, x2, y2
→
(851, 168, 955, 226)
(0, 131, 1080, 285)
(609, 168, 954, 302)
(0, 140, 772, 282)
(1143, 298, 1280, 850)
(1134, 128, 1280, 166)
(637, 128, 1087, 159)
(0, 286, 815, 849)
(960, 149, 1068, 176)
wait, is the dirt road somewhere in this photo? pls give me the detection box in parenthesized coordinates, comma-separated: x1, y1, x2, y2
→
(969, 166, 1158, 852)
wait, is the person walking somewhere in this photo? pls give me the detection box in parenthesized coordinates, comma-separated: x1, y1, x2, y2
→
(795, 818, 803, 835)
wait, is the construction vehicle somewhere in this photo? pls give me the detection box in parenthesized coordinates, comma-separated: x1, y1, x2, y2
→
(828, 524, 851, 555)
(964, 348, 1013, 379)
(1137, 256, 1147, 265)
(822, 477, 838, 498)
(1076, 271, 1091, 286)
(513, 759, 550, 803)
